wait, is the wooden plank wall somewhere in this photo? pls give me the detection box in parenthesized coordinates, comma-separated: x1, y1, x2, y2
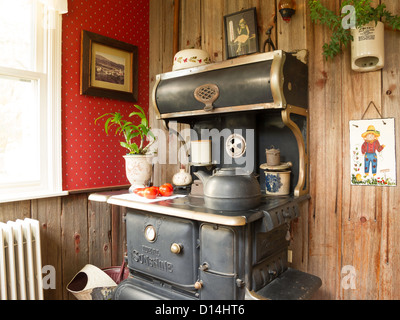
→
(0, 194, 126, 300)
(149, 0, 400, 299)
(1, 0, 399, 301)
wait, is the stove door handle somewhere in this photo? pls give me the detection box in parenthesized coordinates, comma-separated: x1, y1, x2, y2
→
(199, 262, 237, 277)
(199, 262, 209, 272)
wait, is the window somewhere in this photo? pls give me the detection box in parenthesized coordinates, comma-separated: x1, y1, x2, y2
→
(0, 0, 68, 202)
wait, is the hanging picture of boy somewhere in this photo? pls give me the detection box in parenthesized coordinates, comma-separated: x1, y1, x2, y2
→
(349, 118, 396, 186)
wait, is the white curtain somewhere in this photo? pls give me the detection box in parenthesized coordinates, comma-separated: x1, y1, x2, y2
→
(39, 0, 68, 14)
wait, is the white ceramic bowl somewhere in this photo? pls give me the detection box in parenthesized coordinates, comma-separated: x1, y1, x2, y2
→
(173, 49, 211, 71)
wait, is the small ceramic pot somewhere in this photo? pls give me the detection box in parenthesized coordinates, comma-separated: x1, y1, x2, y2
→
(173, 49, 211, 71)
(266, 147, 281, 166)
(265, 170, 291, 196)
(172, 169, 192, 186)
(351, 21, 384, 72)
(191, 140, 212, 165)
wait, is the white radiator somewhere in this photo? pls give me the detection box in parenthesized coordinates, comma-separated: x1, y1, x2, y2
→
(0, 218, 44, 300)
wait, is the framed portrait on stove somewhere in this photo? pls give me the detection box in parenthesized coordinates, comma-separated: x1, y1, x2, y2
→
(80, 30, 138, 102)
(349, 118, 396, 186)
(223, 7, 259, 59)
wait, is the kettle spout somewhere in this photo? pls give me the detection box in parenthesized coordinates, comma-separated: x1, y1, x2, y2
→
(194, 170, 211, 185)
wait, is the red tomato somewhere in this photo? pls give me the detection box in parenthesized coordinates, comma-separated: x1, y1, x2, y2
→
(164, 183, 173, 190)
(144, 187, 158, 199)
(133, 188, 146, 197)
(150, 186, 160, 196)
(159, 184, 173, 197)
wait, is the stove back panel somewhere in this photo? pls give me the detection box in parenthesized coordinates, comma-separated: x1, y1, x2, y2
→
(125, 211, 199, 287)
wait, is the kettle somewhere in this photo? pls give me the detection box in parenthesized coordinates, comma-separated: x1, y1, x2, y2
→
(194, 168, 261, 211)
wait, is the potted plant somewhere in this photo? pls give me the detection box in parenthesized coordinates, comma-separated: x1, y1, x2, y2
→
(95, 105, 156, 190)
(308, 0, 400, 71)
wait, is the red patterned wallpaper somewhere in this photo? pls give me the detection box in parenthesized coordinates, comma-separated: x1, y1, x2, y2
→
(62, 0, 149, 191)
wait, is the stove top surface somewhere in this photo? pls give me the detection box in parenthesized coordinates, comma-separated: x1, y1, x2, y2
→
(92, 190, 309, 226)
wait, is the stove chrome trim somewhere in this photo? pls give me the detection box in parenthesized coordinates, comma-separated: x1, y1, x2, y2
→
(270, 50, 286, 108)
(157, 102, 282, 120)
(157, 51, 278, 81)
(107, 196, 263, 226)
(245, 288, 269, 300)
(281, 105, 309, 197)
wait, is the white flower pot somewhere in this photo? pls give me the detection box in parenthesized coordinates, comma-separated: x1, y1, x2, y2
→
(351, 21, 384, 72)
(123, 154, 153, 191)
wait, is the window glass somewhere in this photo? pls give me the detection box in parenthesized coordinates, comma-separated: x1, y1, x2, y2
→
(0, 0, 66, 202)
(0, 76, 40, 185)
(0, 0, 35, 71)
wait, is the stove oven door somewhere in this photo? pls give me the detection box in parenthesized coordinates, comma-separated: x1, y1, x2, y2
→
(125, 210, 199, 292)
(198, 224, 245, 300)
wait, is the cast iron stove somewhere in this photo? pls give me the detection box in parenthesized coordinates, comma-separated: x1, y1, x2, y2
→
(107, 50, 321, 300)
(109, 193, 321, 300)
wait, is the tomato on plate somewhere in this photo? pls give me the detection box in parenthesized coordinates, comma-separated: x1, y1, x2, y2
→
(133, 188, 146, 197)
(164, 183, 173, 190)
(144, 187, 158, 199)
(159, 184, 173, 197)
(149, 186, 160, 196)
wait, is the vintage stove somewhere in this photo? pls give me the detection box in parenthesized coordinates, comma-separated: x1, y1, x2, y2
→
(107, 50, 321, 300)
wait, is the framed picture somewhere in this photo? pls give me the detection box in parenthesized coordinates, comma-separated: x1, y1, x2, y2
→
(80, 30, 138, 102)
(349, 118, 397, 186)
(224, 7, 259, 59)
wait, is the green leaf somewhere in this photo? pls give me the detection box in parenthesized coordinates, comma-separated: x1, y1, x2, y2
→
(131, 144, 140, 154)
(129, 111, 145, 119)
(134, 104, 145, 115)
(95, 104, 153, 154)
(147, 129, 155, 139)
(127, 131, 140, 141)
(138, 124, 148, 135)
(104, 118, 112, 135)
(120, 142, 132, 152)
(141, 117, 148, 127)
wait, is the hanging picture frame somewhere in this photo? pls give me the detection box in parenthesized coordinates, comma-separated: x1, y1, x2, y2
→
(223, 7, 259, 59)
(80, 30, 139, 102)
(349, 118, 396, 186)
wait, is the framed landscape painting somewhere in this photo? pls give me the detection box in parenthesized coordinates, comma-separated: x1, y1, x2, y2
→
(80, 30, 138, 102)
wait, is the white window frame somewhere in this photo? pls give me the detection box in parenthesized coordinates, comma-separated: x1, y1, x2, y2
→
(0, 2, 67, 203)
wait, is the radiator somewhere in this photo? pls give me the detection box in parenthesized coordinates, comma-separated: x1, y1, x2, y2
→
(0, 218, 44, 300)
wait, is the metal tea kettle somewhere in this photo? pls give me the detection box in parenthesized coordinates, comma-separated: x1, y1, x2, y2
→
(194, 168, 261, 211)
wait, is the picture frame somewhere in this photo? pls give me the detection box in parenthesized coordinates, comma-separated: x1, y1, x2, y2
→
(80, 30, 138, 102)
(349, 118, 397, 187)
(224, 7, 259, 60)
